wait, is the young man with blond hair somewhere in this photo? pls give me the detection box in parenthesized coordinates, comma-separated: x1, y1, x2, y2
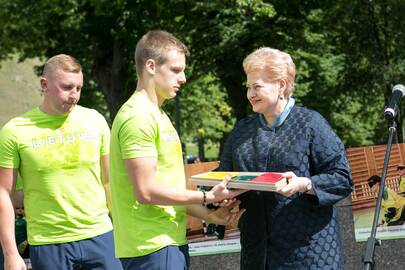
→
(110, 30, 244, 270)
(0, 54, 122, 270)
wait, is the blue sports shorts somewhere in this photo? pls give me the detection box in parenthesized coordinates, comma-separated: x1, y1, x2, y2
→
(29, 230, 122, 270)
(120, 245, 189, 270)
(0, 248, 3, 270)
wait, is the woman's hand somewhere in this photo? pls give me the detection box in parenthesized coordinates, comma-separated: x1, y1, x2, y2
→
(276, 171, 313, 197)
(206, 200, 245, 226)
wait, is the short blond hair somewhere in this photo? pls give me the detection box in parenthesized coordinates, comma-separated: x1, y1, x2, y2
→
(135, 30, 189, 77)
(243, 47, 296, 97)
(42, 54, 82, 77)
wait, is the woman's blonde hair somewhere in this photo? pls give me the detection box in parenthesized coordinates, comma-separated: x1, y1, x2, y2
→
(243, 47, 296, 97)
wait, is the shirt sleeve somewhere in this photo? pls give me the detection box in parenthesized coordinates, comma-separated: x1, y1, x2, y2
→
(96, 112, 111, 156)
(118, 111, 158, 160)
(309, 112, 353, 206)
(0, 122, 20, 169)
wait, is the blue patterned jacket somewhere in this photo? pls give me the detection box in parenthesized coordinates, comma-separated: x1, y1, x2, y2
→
(218, 105, 353, 270)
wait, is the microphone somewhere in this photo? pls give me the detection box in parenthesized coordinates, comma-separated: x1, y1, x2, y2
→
(384, 84, 405, 121)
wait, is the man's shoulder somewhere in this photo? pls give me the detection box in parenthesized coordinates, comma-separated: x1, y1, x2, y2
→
(1, 107, 38, 131)
(123, 93, 155, 113)
(74, 105, 102, 116)
(72, 105, 107, 122)
(115, 95, 158, 125)
(112, 106, 155, 138)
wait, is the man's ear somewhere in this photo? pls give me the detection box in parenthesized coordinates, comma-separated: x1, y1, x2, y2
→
(145, 59, 156, 75)
(40, 77, 47, 93)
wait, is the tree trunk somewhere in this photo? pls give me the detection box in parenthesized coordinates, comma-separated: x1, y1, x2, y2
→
(215, 71, 249, 158)
(220, 76, 248, 121)
(198, 136, 205, 162)
(92, 39, 135, 121)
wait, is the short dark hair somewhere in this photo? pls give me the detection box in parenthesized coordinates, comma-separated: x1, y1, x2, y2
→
(368, 175, 381, 188)
(397, 165, 405, 170)
(135, 30, 189, 77)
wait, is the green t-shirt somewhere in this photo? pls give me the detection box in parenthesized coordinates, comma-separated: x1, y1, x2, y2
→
(0, 106, 112, 244)
(16, 174, 23, 191)
(400, 176, 405, 194)
(382, 187, 405, 223)
(110, 91, 187, 258)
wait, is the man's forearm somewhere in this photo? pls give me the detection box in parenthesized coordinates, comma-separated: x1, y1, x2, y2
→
(0, 194, 19, 257)
(135, 185, 207, 205)
(186, 204, 211, 220)
(100, 155, 112, 214)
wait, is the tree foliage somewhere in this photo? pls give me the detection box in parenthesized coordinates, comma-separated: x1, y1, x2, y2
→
(320, 0, 405, 145)
(1, 0, 405, 149)
(164, 74, 234, 143)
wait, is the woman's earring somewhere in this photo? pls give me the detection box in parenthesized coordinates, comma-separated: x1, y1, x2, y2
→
(279, 96, 284, 100)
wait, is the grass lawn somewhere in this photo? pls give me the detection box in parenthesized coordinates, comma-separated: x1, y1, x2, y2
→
(185, 142, 219, 161)
(0, 57, 42, 127)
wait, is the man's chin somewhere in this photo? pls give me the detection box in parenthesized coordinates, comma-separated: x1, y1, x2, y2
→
(168, 92, 177, 99)
(62, 104, 76, 114)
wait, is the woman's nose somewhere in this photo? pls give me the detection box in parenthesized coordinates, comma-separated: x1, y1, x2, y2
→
(247, 88, 256, 98)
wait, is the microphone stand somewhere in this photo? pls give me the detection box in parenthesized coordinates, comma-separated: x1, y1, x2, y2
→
(362, 119, 396, 270)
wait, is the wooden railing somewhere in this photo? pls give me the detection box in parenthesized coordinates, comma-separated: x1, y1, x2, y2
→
(346, 143, 405, 210)
(184, 161, 220, 234)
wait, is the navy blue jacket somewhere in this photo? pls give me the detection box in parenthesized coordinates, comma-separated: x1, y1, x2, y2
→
(218, 106, 353, 270)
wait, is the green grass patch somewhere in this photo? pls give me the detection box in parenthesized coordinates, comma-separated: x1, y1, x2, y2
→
(0, 57, 42, 127)
(185, 142, 219, 161)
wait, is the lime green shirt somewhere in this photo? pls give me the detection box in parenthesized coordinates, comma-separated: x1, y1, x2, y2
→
(400, 176, 405, 194)
(16, 174, 23, 191)
(382, 187, 405, 223)
(0, 106, 112, 244)
(110, 91, 187, 258)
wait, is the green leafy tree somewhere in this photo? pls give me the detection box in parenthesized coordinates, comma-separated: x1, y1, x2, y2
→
(180, 1, 333, 119)
(321, 0, 405, 145)
(164, 74, 235, 160)
(0, 0, 188, 120)
(3, 0, 403, 148)
(0, 0, 238, 156)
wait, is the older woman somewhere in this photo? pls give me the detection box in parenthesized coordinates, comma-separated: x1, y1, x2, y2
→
(218, 47, 353, 270)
